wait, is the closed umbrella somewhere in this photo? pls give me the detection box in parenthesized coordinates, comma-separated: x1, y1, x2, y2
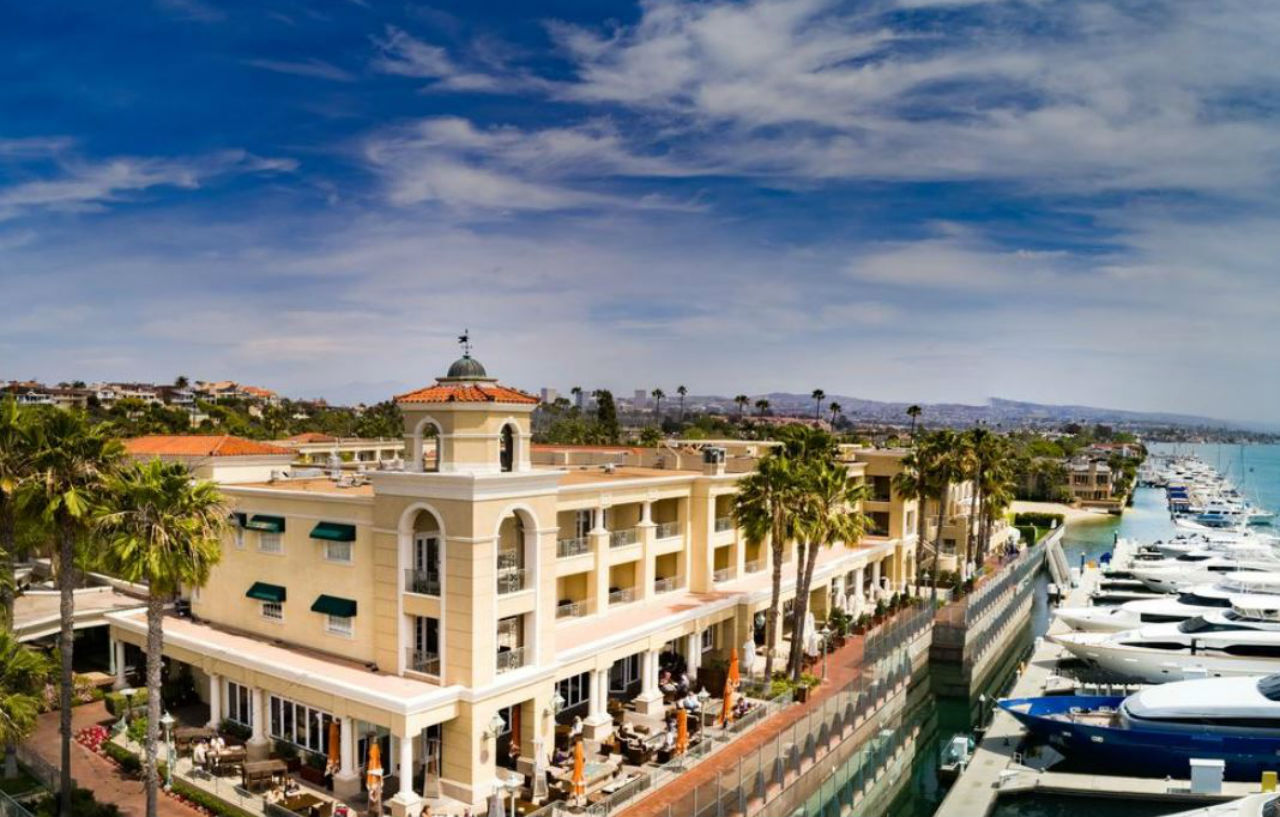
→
(727, 647, 741, 687)
(366, 740, 384, 816)
(571, 739, 586, 805)
(675, 708, 688, 756)
(326, 720, 341, 777)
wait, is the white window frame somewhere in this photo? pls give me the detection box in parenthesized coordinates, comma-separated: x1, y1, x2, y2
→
(323, 540, 353, 564)
(225, 681, 252, 726)
(258, 531, 283, 554)
(701, 627, 715, 653)
(269, 695, 333, 755)
(609, 654, 641, 692)
(326, 614, 354, 637)
(261, 601, 284, 621)
(556, 671, 590, 709)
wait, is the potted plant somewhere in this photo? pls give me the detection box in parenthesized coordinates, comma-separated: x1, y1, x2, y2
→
(299, 752, 328, 786)
(273, 739, 301, 772)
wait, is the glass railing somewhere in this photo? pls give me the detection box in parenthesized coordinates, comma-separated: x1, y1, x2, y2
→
(712, 567, 736, 583)
(653, 577, 683, 594)
(610, 527, 638, 548)
(714, 516, 734, 532)
(404, 569, 440, 596)
(744, 559, 765, 574)
(497, 549, 521, 570)
(608, 587, 636, 606)
(405, 649, 440, 677)
(655, 520, 681, 540)
(556, 600, 589, 619)
(496, 568, 528, 595)
(557, 536, 591, 558)
(496, 647, 527, 674)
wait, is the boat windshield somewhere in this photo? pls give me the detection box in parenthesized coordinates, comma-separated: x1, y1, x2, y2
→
(1258, 676, 1280, 702)
(1176, 592, 1231, 608)
(1178, 616, 1253, 634)
(1263, 794, 1280, 817)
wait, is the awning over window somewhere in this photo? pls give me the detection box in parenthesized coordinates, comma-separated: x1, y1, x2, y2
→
(310, 595, 357, 617)
(246, 582, 287, 603)
(245, 515, 285, 533)
(310, 522, 356, 542)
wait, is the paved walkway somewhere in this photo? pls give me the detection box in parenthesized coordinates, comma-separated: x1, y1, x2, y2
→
(618, 633, 868, 817)
(24, 701, 202, 817)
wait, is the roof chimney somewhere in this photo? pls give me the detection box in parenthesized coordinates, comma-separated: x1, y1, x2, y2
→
(702, 446, 726, 476)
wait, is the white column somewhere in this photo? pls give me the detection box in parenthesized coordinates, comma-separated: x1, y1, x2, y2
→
(407, 434, 423, 472)
(870, 560, 881, 594)
(112, 640, 127, 690)
(206, 674, 222, 728)
(389, 732, 423, 817)
(633, 650, 664, 716)
(641, 501, 653, 524)
(686, 633, 701, 679)
(332, 717, 360, 799)
(583, 668, 612, 740)
(246, 687, 269, 760)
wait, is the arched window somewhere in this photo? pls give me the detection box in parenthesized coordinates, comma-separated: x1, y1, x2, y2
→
(500, 424, 515, 472)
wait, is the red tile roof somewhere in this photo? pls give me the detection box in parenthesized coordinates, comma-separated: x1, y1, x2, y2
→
(124, 435, 294, 458)
(287, 432, 336, 443)
(395, 382, 538, 405)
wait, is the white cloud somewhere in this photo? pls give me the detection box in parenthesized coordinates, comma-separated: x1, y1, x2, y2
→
(243, 58, 356, 82)
(370, 26, 456, 79)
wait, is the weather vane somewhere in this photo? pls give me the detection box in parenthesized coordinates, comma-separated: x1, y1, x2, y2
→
(458, 329, 472, 357)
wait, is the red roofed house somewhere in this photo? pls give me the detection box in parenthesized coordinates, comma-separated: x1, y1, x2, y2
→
(124, 434, 295, 483)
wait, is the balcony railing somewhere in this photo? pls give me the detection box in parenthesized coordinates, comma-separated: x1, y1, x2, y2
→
(714, 516, 734, 533)
(744, 558, 765, 574)
(610, 527, 638, 548)
(653, 576, 683, 594)
(655, 521, 681, 540)
(497, 549, 521, 570)
(496, 647, 527, 674)
(405, 648, 440, 677)
(557, 536, 591, 558)
(496, 568, 528, 595)
(404, 569, 441, 596)
(608, 587, 636, 606)
(556, 600, 589, 619)
(712, 567, 736, 583)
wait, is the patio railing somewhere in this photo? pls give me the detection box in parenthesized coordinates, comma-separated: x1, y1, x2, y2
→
(557, 537, 591, 558)
(608, 587, 636, 606)
(655, 521, 681, 540)
(405, 648, 440, 676)
(610, 527, 639, 548)
(712, 567, 735, 583)
(497, 647, 528, 674)
(714, 516, 734, 533)
(743, 558, 765, 574)
(404, 569, 440, 596)
(653, 576, 683, 594)
(497, 568, 528, 595)
(557, 600, 590, 619)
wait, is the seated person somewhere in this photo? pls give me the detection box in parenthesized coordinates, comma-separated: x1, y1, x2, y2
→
(283, 778, 302, 797)
(678, 692, 700, 712)
(552, 746, 569, 766)
(192, 740, 207, 767)
(264, 787, 284, 805)
(663, 724, 676, 751)
(677, 673, 691, 695)
(570, 716, 584, 738)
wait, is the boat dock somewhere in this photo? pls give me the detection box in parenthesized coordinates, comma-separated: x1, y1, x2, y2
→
(934, 558, 1264, 817)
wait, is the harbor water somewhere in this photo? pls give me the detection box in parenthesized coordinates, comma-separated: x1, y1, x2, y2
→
(877, 442, 1280, 817)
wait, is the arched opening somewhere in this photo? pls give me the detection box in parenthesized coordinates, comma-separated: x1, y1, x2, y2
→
(404, 506, 445, 678)
(422, 422, 441, 472)
(499, 424, 515, 472)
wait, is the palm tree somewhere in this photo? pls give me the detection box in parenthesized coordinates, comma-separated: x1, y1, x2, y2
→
(650, 388, 665, 420)
(733, 454, 801, 683)
(787, 461, 868, 681)
(922, 430, 964, 598)
(754, 399, 769, 417)
(906, 405, 922, 439)
(734, 395, 749, 420)
(0, 631, 51, 778)
(570, 386, 582, 411)
(811, 389, 825, 420)
(173, 375, 189, 389)
(21, 410, 121, 815)
(98, 460, 227, 817)
(676, 386, 687, 422)
(0, 397, 34, 629)
(828, 402, 842, 428)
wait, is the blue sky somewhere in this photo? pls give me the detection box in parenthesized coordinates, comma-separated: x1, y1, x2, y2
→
(2, 0, 1278, 422)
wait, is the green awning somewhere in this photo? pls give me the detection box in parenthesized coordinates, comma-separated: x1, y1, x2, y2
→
(310, 595, 357, 617)
(310, 522, 356, 542)
(246, 582, 286, 603)
(245, 515, 285, 533)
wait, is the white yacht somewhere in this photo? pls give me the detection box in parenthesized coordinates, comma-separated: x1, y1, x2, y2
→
(1128, 553, 1280, 593)
(1164, 793, 1279, 817)
(1052, 596, 1280, 683)
(1056, 574, 1280, 633)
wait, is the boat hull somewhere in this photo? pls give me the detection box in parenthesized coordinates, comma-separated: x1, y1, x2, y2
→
(1000, 695, 1280, 780)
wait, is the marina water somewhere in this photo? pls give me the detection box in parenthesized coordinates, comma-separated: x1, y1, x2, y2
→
(870, 442, 1280, 817)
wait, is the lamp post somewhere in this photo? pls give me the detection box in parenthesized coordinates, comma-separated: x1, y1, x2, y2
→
(696, 689, 710, 735)
(820, 625, 832, 682)
(160, 711, 176, 790)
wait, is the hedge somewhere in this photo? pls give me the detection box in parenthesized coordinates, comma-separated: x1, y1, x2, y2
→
(171, 780, 260, 817)
(104, 688, 149, 717)
(102, 741, 142, 775)
(1015, 525, 1044, 546)
(1013, 512, 1064, 529)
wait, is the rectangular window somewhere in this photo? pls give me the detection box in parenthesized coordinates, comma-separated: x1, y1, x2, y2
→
(262, 601, 283, 621)
(225, 681, 252, 726)
(258, 532, 283, 554)
(942, 538, 957, 555)
(868, 512, 891, 537)
(268, 695, 333, 756)
(556, 671, 590, 709)
(326, 615, 353, 636)
(905, 510, 916, 532)
(701, 626, 715, 652)
(871, 476, 892, 502)
(574, 510, 592, 539)
(324, 540, 353, 563)
(609, 654, 641, 692)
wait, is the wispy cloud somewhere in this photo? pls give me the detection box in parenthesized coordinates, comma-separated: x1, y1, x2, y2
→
(154, 0, 224, 23)
(370, 25, 456, 79)
(243, 58, 356, 82)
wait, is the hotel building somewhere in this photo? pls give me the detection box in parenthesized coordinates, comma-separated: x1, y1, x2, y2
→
(106, 352, 922, 814)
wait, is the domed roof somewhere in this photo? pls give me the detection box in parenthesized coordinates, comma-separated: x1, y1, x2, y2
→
(445, 354, 488, 380)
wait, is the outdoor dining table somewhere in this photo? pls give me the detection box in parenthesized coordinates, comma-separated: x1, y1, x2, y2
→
(242, 759, 288, 790)
(207, 745, 248, 773)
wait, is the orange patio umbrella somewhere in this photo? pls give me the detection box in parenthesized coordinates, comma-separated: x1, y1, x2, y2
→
(727, 646, 741, 687)
(571, 739, 586, 804)
(366, 740, 384, 798)
(327, 720, 341, 776)
(721, 647, 739, 727)
(675, 708, 688, 756)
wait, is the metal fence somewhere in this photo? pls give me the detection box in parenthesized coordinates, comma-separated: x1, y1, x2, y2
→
(0, 790, 35, 817)
(14, 743, 68, 796)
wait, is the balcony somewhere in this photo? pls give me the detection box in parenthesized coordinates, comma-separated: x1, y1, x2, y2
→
(497, 568, 528, 595)
(610, 527, 638, 548)
(608, 587, 636, 606)
(404, 569, 440, 597)
(653, 576, 683, 594)
(655, 521, 681, 540)
(714, 516, 734, 533)
(405, 648, 440, 677)
(712, 567, 736, 583)
(744, 558, 765, 574)
(496, 647, 528, 674)
(557, 536, 591, 558)
(556, 600, 590, 619)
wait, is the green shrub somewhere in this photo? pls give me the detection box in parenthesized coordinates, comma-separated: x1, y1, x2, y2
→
(219, 719, 252, 743)
(171, 780, 259, 817)
(104, 688, 148, 718)
(34, 787, 122, 817)
(103, 741, 142, 775)
(126, 716, 148, 746)
(272, 740, 299, 762)
(1013, 511, 1064, 528)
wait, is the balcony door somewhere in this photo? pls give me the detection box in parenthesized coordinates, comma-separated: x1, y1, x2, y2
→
(413, 533, 441, 592)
